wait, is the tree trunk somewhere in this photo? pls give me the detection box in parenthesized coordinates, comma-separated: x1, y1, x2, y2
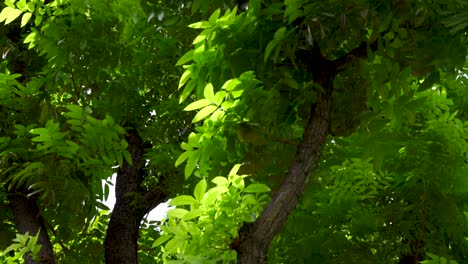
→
(8, 187, 55, 264)
(235, 48, 335, 263)
(104, 129, 169, 264)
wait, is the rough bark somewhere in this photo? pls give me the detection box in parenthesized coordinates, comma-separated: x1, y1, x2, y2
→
(235, 48, 335, 264)
(104, 129, 169, 264)
(8, 187, 55, 264)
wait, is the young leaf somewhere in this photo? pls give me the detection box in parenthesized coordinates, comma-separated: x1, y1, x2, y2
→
(204, 83, 215, 101)
(229, 164, 242, 176)
(194, 179, 207, 202)
(20, 12, 31, 27)
(214, 91, 226, 106)
(0, 7, 22, 24)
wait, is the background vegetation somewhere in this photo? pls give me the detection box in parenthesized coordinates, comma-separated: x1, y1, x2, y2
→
(0, 0, 467, 263)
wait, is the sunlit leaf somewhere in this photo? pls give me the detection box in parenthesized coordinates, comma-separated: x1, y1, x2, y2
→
(169, 195, 197, 206)
(244, 184, 271, 193)
(183, 99, 211, 111)
(192, 105, 217, 123)
(194, 179, 207, 202)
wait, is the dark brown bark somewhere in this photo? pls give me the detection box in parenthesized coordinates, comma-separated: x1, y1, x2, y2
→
(8, 187, 55, 264)
(234, 40, 379, 263)
(235, 48, 335, 264)
(104, 129, 169, 264)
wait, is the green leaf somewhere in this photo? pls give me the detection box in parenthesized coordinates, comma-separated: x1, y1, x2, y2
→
(176, 50, 194, 66)
(192, 105, 218, 123)
(23, 31, 37, 49)
(209, 9, 221, 24)
(20, 12, 31, 27)
(120, 139, 128, 149)
(167, 208, 189, 218)
(175, 151, 191, 167)
(212, 176, 229, 186)
(193, 28, 213, 44)
(204, 83, 215, 101)
(169, 195, 197, 206)
(209, 110, 225, 122)
(183, 99, 211, 111)
(2, 243, 21, 254)
(187, 132, 201, 148)
(274, 27, 287, 39)
(182, 209, 202, 221)
(26, 2, 34, 12)
(184, 150, 200, 179)
(16, 0, 26, 11)
(178, 68, 192, 89)
(188, 21, 212, 29)
(214, 91, 226, 106)
(194, 179, 207, 202)
(179, 79, 196, 103)
(204, 186, 229, 205)
(221, 79, 242, 91)
(152, 235, 172, 248)
(180, 142, 192, 151)
(65, 105, 84, 119)
(264, 39, 278, 63)
(0, 7, 22, 24)
(34, 14, 42, 26)
(230, 175, 245, 190)
(244, 183, 271, 193)
(229, 164, 242, 176)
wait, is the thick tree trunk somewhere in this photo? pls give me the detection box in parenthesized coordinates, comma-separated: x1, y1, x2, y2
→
(104, 129, 169, 264)
(8, 187, 55, 264)
(235, 48, 335, 264)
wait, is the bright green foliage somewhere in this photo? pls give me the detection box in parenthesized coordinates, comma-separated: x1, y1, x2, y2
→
(154, 165, 270, 263)
(0, 0, 467, 263)
(1, 231, 42, 263)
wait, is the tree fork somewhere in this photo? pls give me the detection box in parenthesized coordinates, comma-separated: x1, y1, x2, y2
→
(104, 129, 170, 264)
(235, 48, 335, 264)
(8, 187, 55, 264)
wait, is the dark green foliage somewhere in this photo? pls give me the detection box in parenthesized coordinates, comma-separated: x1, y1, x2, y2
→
(0, 0, 467, 263)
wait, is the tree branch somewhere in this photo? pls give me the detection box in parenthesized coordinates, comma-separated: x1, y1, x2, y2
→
(235, 48, 335, 264)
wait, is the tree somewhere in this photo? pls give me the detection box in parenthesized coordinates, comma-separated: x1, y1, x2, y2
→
(0, 0, 467, 263)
